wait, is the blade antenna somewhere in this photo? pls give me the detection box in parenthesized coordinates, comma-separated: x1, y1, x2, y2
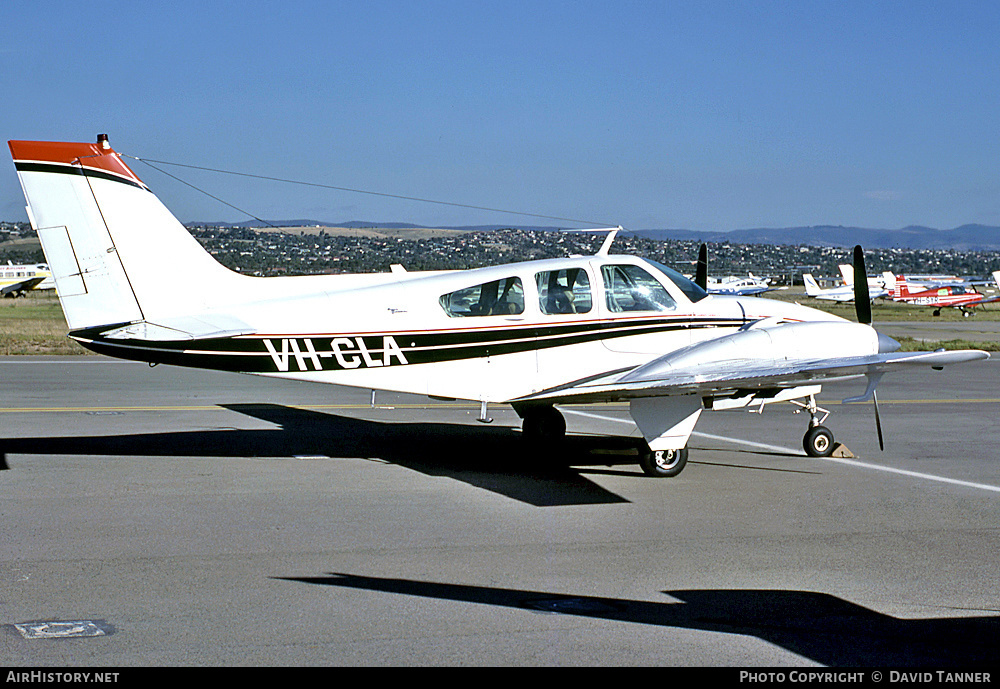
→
(597, 227, 622, 256)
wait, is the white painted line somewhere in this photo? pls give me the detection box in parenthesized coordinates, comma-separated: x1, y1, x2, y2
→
(820, 456, 1000, 494)
(564, 408, 801, 454)
(690, 430, 801, 456)
(562, 409, 634, 426)
(564, 408, 1000, 493)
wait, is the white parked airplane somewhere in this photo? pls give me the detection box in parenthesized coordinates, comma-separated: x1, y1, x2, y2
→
(803, 273, 887, 303)
(7, 136, 990, 477)
(705, 273, 774, 296)
(837, 263, 889, 292)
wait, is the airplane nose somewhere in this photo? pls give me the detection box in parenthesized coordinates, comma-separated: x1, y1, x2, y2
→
(877, 331, 901, 353)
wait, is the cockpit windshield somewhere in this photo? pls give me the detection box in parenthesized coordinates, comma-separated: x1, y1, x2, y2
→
(645, 259, 709, 303)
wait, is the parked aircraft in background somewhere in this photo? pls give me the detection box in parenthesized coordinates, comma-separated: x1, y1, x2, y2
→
(8, 136, 989, 477)
(705, 273, 775, 297)
(803, 273, 887, 303)
(838, 264, 889, 292)
(895, 273, 962, 287)
(883, 271, 1000, 316)
(1, 261, 54, 297)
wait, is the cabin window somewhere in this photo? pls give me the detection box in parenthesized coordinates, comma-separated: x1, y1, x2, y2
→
(646, 259, 708, 302)
(601, 264, 677, 312)
(439, 277, 525, 317)
(535, 268, 593, 315)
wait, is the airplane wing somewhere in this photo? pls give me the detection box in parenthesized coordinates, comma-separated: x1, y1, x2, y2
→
(513, 349, 988, 405)
(511, 325, 989, 406)
(0, 277, 44, 296)
(972, 294, 1000, 305)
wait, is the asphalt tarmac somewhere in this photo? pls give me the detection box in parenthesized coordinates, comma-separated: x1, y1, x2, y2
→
(1, 355, 998, 667)
(880, 320, 1000, 345)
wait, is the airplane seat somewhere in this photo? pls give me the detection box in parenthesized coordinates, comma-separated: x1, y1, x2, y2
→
(550, 288, 575, 314)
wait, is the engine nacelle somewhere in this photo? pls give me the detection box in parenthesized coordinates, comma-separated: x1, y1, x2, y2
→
(622, 321, 899, 383)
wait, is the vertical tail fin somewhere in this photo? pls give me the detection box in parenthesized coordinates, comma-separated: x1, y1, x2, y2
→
(881, 272, 897, 298)
(802, 273, 821, 295)
(894, 275, 915, 299)
(9, 137, 246, 331)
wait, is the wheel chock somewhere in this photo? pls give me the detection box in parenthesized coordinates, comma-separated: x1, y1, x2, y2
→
(831, 443, 855, 458)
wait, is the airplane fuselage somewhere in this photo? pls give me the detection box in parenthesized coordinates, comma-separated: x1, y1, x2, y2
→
(71, 254, 841, 403)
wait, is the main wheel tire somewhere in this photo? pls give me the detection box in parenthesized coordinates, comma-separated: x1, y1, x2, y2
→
(521, 406, 566, 443)
(638, 446, 688, 478)
(803, 425, 835, 457)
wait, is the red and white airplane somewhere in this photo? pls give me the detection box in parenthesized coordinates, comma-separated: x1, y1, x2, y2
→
(883, 271, 1000, 316)
(7, 136, 990, 476)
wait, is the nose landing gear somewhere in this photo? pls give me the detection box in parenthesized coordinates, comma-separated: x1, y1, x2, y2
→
(794, 395, 836, 458)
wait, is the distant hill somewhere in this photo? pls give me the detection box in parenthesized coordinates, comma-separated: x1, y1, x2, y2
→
(194, 219, 565, 233)
(187, 220, 1000, 251)
(633, 224, 1000, 251)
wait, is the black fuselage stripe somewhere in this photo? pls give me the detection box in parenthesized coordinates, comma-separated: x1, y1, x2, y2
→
(73, 317, 745, 372)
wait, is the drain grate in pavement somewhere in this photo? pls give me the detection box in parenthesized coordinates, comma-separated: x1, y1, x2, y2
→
(11, 620, 112, 639)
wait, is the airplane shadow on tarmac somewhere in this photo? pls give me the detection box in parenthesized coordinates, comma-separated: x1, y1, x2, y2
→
(0, 403, 664, 506)
(277, 571, 1000, 667)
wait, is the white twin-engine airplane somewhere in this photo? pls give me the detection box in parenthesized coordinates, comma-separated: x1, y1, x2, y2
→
(7, 136, 991, 477)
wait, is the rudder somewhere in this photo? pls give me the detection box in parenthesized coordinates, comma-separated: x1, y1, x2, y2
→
(802, 273, 821, 295)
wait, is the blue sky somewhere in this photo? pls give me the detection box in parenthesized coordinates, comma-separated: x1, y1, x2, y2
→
(3, 1, 999, 231)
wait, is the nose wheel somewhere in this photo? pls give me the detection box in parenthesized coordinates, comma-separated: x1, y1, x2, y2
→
(803, 425, 835, 457)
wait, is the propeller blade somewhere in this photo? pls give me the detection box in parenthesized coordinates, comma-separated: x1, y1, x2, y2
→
(696, 244, 708, 291)
(853, 245, 872, 325)
(873, 389, 884, 451)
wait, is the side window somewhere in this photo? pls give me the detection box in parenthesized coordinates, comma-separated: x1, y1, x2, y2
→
(601, 264, 677, 312)
(439, 277, 524, 317)
(535, 268, 593, 315)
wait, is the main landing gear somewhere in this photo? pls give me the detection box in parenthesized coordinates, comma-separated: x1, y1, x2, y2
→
(519, 404, 566, 443)
(637, 446, 689, 478)
(516, 403, 691, 478)
(794, 394, 836, 458)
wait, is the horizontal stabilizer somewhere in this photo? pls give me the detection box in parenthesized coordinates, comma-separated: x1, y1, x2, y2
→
(76, 314, 256, 342)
